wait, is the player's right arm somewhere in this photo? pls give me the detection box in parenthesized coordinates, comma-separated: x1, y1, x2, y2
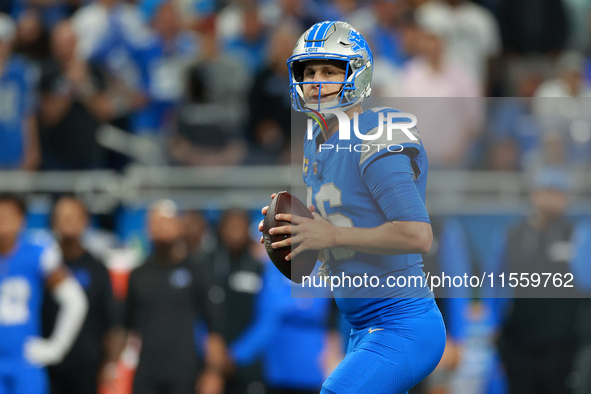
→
(274, 212, 431, 260)
(24, 243, 88, 366)
(269, 150, 433, 259)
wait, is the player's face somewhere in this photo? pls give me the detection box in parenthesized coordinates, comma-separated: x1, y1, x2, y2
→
(302, 61, 346, 104)
(0, 202, 23, 246)
(53, 198, 88, 240)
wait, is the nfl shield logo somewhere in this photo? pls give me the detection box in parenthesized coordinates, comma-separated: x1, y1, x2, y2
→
(313, 162, 318, 175)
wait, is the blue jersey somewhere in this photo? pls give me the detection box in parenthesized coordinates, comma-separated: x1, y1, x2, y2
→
(303, 107, 434, 328)
(0, 57, 35, 168)
(0, 238, 61, 360)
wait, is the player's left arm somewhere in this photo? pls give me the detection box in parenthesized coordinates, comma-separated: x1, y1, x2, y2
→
(273, 152, 432, 259)
(24, 243, 88, 366)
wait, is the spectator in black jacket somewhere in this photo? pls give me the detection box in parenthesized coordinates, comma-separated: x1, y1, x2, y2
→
(244, 23, 299, 165)
(38, 20, 118, 170)
(493, 169, 580, 394)
(206, 209, 265, 394)
(124, 200, 227, 394)
(43, 195, 124, 394)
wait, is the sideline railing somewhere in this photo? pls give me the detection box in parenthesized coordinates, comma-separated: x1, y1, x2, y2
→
(0, 166, 590, 215)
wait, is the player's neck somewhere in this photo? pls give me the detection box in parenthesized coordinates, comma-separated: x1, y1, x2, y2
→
(322, 104, 363, 141)
(0, 236, 17, 256)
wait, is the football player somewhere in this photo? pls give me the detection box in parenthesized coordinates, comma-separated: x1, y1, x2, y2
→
(260, 21, 446, 393)
(0, 193, 88, 393)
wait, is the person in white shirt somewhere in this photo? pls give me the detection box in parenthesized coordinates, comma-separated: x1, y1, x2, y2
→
(415, 0, 501, 90)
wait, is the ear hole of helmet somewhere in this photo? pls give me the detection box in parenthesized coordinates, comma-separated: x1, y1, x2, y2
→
(292, 61, 305, 82)
(351, 58, 363, 70)
(354, 67, 372, 99)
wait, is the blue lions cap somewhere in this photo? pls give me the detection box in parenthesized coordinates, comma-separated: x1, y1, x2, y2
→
(532, 167, 570, 192)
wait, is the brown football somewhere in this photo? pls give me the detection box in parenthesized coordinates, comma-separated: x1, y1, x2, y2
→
(262, 191, 319, 283)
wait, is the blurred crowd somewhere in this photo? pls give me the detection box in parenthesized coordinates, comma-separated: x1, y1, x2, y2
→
(12, 193, 338, 394)
(0, 0, 590, 170)
(1, 167, 589, 394)
(1, 1, 591, 393)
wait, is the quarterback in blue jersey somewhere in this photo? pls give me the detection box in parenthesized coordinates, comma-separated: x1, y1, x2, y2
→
(259, 21, 446, 393)
(0, 194, 88, 393)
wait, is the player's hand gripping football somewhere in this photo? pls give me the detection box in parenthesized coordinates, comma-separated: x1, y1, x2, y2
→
(259, 193, 334, 261)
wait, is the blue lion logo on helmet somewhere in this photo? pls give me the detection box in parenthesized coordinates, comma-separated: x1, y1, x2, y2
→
(348, 29, 373, 65)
